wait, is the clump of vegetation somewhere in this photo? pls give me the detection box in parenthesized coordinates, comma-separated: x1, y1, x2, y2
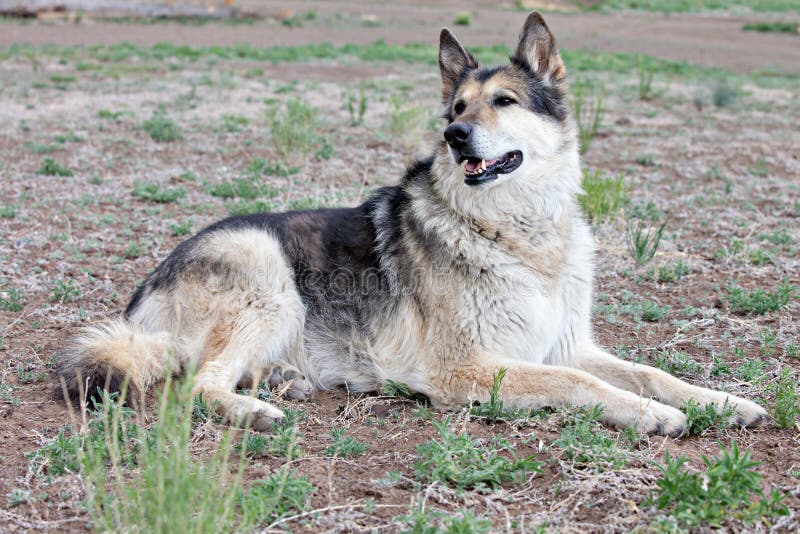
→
(625, 217, 666, 265)
(396, 502, 492, 534)
(325, 426, 367, 458)
(387, 96, 427, 146)
(36, 157, 73, 176)
(554, 405, 629, 471)
(725, 281, 795, 315)
(768, 367, 798, 429)
(655, 260, 690, 283)
(238, 468, 313, 524)
(414, 418, 542, 491)
(142, 108, 183, 142)
(579, 169, 629, 222)
(646, 442, 788, 529)
(712, 80, 738, 108)
(133, 181, 186, 203)
(571, 80, 605, 154)
(681, 399, 736, 435)
(268, 99, 323, 163)
(638, 65, 655, 100)
(0, 282, 22, 312)
(453, 11, 472, 26)
(469, 368, 542, 423)
(50, 278, 81, 302)
(742, 21, 798, 35)
(382, 380, 429, 404)
(346, 89, 368, 126)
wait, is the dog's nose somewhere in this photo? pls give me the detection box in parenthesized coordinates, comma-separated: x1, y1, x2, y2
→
(444, 122, 472, 149)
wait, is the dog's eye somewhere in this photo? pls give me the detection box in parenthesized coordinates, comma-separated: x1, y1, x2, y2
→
(453, 101, 466, 115)
(494, 96, 517, 107)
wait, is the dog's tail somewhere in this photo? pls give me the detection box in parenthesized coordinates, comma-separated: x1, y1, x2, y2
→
(55, 319, 174, 405)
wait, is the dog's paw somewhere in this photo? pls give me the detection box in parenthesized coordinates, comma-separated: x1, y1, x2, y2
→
(725, 396, 768, 428)
(268, 365, 314, 401)
(237, 397, 285, 431)
(640, 401, 687, 437)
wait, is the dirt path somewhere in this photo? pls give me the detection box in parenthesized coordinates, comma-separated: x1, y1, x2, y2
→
(1, 0, 799, 74)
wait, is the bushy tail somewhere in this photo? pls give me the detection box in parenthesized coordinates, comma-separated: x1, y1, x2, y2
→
(55, 319, 174, 406)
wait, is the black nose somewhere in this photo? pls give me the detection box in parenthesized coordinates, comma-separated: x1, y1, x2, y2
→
(444, 122, 472, 149)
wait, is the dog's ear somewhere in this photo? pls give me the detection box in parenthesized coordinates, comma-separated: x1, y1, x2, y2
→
(513, 11, 565, 87)
(439, 28, 478, 103)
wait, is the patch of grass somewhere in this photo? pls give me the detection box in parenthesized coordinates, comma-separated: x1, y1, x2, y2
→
(572, 80, 605, 154)
(655, 260, 690, 283)
(50, 279, 80, 302)
(6, 488, 32, 508)
(387, 96, 427, 143)
(595, 0, 800, 13)
(453, 12, 472, 26)
(268, 99, 322, 164)
(142, 108, 182, 142)
(28, 428, 81, 476)
(579, 169, 629, 222)
(221, 114, 249, 133)
(397, 502, 492, 534)
(0, 283, 22, 311)
(207, 178, 260, 200)
(239, 467, 313, 524)
(768, 367, 798, 429)
(625, 217, 666, 266)
(36, 157, 73, 176)
(133, 181, 186, 203)
(638, 65, 656, 100)
(226, 200, 274, 216)
(414, 417, 542, 491)
(382, 380, 429, 404)
(742, 21, 798, 34)
(469, 368, 540, 423)
(169, 220, 192, 236)
(346, 88, 368, 126)
(650, 350, 704, 378)
(646, 442, 788, 529)
(725, 281, 795, 315)
(681, 399, 736, 435)
(554, 405, 628, 471)
(0, 204, 16, 218)
(325, 426, 367, 458)
(712, 80, 739, 108)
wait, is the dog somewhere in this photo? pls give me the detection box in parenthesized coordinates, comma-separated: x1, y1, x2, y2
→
(57, 12, 767, 435)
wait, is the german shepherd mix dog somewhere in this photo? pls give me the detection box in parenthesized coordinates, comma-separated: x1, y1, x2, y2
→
(58, 12, 767, 435)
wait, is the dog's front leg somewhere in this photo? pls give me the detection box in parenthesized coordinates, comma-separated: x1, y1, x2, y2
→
(570, 345, 768, 428)
(438, 358, 687, 435)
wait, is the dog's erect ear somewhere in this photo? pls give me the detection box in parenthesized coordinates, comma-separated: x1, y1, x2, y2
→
(513, 11, 565, 87)
(439, 28, 478, 103)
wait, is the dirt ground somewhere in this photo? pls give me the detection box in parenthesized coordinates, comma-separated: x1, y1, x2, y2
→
(0, 2, 799, 532)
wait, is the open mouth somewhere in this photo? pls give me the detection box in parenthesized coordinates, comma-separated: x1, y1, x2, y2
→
(459, 150, 523, 186)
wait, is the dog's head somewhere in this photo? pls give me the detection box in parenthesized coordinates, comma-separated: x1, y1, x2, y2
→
(437, 12, 575, 190)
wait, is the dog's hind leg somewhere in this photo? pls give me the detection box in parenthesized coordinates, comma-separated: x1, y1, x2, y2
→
(570, 346, 767, 428)
(192, 289, 306, 431)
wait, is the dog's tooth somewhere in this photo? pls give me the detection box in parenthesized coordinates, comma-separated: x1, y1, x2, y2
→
(481, 160, 487, 171)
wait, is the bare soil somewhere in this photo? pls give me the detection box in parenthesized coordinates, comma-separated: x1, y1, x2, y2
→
(0, 3, 799, 532)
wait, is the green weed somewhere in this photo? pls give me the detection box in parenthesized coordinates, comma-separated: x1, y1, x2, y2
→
(414, 417, 542, 491)
(36, 157, 73, 176)
(50, 279, 81, 302)
(142, 108, 182, 142)
(571, 80, 605, 154)
(0, 205, 16, 218)
(133, 181, 186, 203)
(325, 426, 367, 458)
(712, 80, 738, 108)
(655, 260, 690, 283)
(0, 283, 22, 311)
(397, 502, 492, 534)
(268, 99, 322, 163)
(169, 220, 192, 236)
(346, 89, 368, 126)
(646, 442, 788, 529)
(579, 169, 629, 222)
(725, 282, 795, 315)
(742, 21, 798, 34)
(469, 368, 541, 423)
(638, 66, 655, 100)
(382, 380, 429, 404)
(625, 218, 666, 265)
(554, 405, 628, 471)
(768, 368, 798, 429)
(239, 467, 313, 523)
(681, 399, 736, 435)
(454, 12, 472, 26)
(650, 350, 704, 378)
